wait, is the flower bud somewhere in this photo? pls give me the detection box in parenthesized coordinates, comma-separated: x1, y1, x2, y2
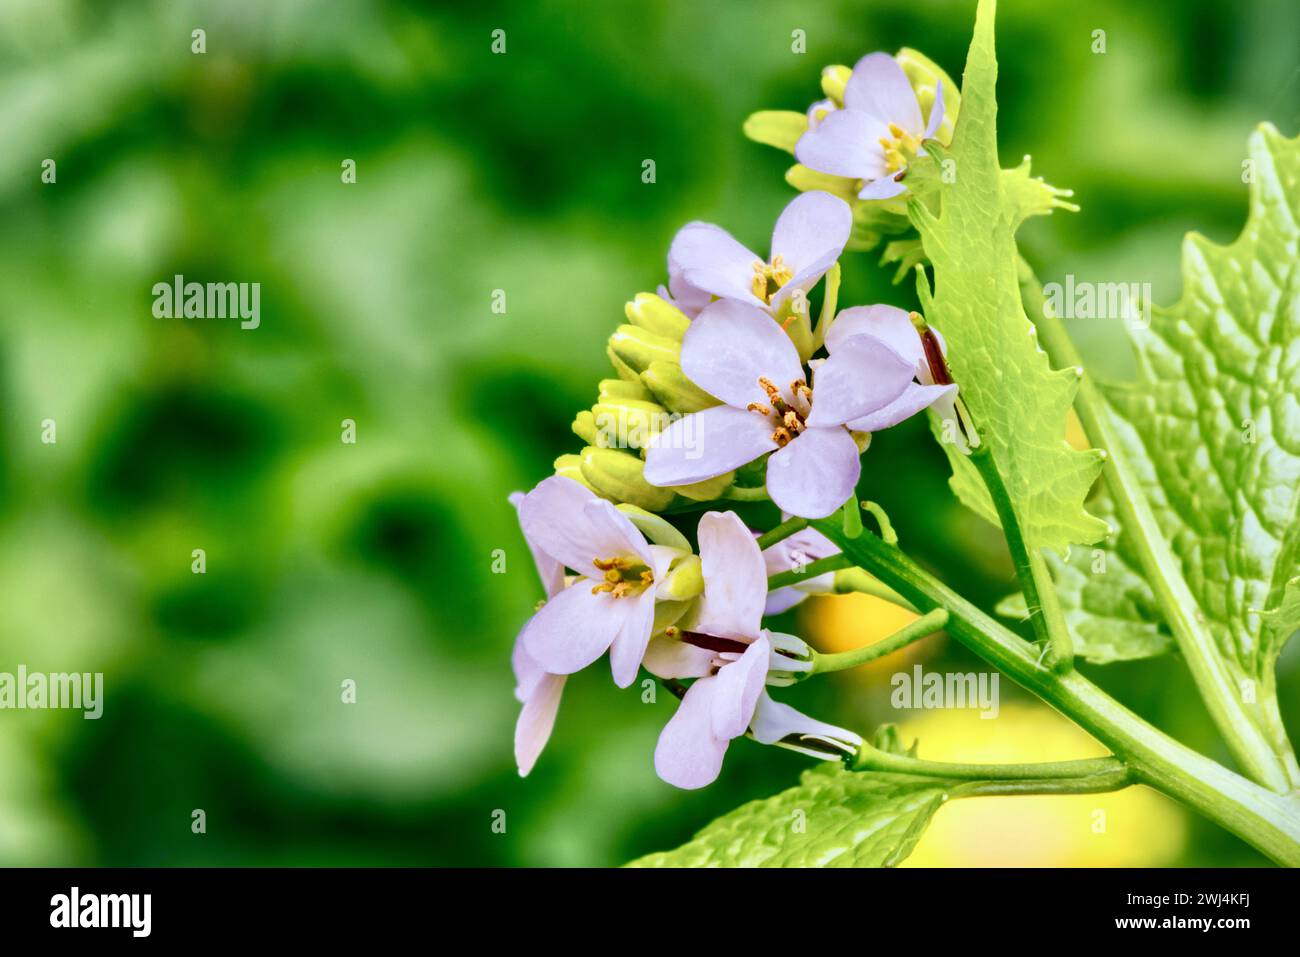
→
(742, 110, 808, 155)
(608, 324, 681, 376)
(579, 446, 675, 512)
(640, 359, 718, 413)
(552, 452, 594, 489)
(590, 397, 668, 451)
(657, 554, 704, 602)
(820, 64, 851, 105)
(670, 471, 735, 502)
(599, 377, 653, 403)
(625, 293, 690, 342)
(615, 503, 691, 550)
(571, 409, 599, 446)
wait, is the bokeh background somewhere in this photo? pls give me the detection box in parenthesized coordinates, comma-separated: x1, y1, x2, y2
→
(0, 0, 1296, 866)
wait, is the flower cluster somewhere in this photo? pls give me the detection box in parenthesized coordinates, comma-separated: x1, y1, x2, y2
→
(509, 49, 964, 789)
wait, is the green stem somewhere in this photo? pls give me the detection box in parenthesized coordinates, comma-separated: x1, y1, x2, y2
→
(811, 609, 948, 675)
(767, 554, 848, 590)
(854, 743, 1127, 785)
(722, 484, 771, 503)
(832, 567, 916, 610)
(1018, 255, 1298, 791)
(756, 516, 808, 551)
(967, 441, 1074, 672)
(949, 773, 1130, 798)
(813, 520, 1300, 867)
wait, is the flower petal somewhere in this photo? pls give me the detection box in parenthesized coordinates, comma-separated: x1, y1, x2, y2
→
(749, 690, 863, 758)
(710, 635, 770, 740)
(794, 109, 889, 180)
(654, 677, 730, 790)
(680, 298, 804, 408)
(670, 222, 766, 308)
(695, 511, 767, 640)
(844, 382, 958, 432)
(512, 632, 548, 702)
(520, 583, 631, 675)
(642, 634, 716, 679)
(519, 476, 649, 574)
(515, 673, 566, 776)
(857, 175, 908, 200)
(608, 587, 658, 688)
(806, 98, 837, 129)
(643, 405, 778, 487)
(766, 426, 861, 519)
(769, 191, 852, 278)
(924, 80, 945, 140)
(763, 576, 835, 615)
(825, 304, 923, 368)
(843, 52, 923, 134)
(806, 334, 915, 428)
(509, 490, 566, 597)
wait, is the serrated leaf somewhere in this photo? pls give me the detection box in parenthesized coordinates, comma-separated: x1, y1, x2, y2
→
(911, 0, 1106, 554)
(628, 766, 947, 868)
(997, 494, 1173, 664)
(1103, 124, 1300, 685)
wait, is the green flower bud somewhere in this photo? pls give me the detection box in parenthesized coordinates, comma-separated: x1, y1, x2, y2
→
(653, 599, 691, 633)
(590, 397, 668, 451)
(572, 409, 599, 446)
(553, 452, 594, 489)
(670, 471, 735, 502)
(607, 343, 641, 382)
(786, 163, 858, 202)
(579, 446, 675, 512)
(741, 110, 808, 155)
(640, 360, 718, 414)
(895, 47, 959, 144)
(625, 293, 691, 342)
(821, 64, 851, 105)
(615, 503, 691, 550)
(608, 324, 681, 376)
(598, 377, 653, 403)
(657, 554, 704, 602)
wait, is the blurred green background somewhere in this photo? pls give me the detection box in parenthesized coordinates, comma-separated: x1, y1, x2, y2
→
(0, 0, 1296, 866)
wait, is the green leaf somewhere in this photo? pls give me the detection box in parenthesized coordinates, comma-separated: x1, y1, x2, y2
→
(1103, 124, 1300, 686)
(627, 766, 947, 868)
(997, 493, 1173, 664)
(910, 0, 1106, 554)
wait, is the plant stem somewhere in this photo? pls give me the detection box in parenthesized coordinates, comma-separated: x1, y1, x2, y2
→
(1017, 255, 1298, 792)
(813, 520, 1300, 866)
(767, 554, 849, 590)
(967, 441, 1074, 672)
(811, 609, 948, 675)
(756, 516, 808, 551)
(854, 743, 1127, 784)
(833, 567, 916, 610)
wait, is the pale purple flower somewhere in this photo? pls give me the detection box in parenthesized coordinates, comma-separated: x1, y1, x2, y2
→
(508, 491, 568, 777)
(650, 512, 859, 789)
(643, 298, 916, 519)
(517, 476, 679, 691)
(806, 98, 838, 130)
(795, 52, 944, 200)
(762, 524, 841, 614)
(666, 191, 852, 319)
(825, 304, 961, 443)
